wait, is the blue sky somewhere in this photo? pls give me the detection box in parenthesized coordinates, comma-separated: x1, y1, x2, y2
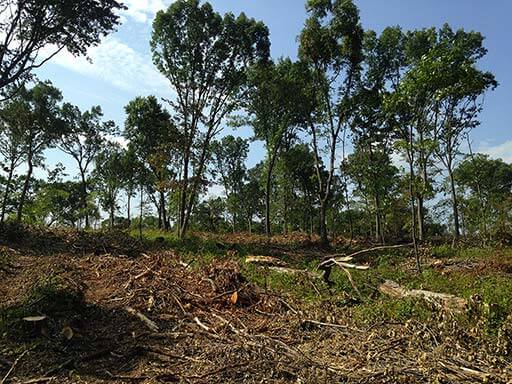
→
(35, 0, 512, 175)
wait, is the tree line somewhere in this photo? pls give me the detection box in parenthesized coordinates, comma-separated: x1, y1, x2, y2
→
(0, 0, 508, 247)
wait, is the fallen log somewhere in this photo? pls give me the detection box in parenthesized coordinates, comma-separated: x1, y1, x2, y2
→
(245, 256, 288, 267)
(378, 280, 467, 313)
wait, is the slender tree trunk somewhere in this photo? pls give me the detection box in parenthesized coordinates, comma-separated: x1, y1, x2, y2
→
(109, 198, 115, 229)
(319, 199, 328, 246)
(79, 169, 89, 229)
(408, 126, 421, 272)
(282, 189, 288, 235)
(139, 182, 143, 240)
(448, 166, 460, 240)
(1, 163, 14, 223)
(265, 149, 278, 237)
(417, 195, 425, 241)
(159, 190, 168, 231)
(181, 132, 214, 238)
(157, 200, 162, 229)
(375, 194, 384, 244)
(17, 155, 33, 222)
(179, 151, 189, 237)
(127, 193, 131, 226)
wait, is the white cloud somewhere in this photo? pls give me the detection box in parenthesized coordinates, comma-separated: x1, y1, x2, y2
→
(480, 140, 512, 163)
(121, 0, 169, 23)
(44, 37, 172, 97)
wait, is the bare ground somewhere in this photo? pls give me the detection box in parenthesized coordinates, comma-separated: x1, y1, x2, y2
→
(0, 235, 511, 383)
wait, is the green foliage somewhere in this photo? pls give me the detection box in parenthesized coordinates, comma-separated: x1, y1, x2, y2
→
(0, 0, 125, 91)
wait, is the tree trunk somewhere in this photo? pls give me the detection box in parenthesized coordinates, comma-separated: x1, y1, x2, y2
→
(160, 190, 168, 231)
(448, 166, 460, 240)
(181, 132, 213, 238)
(79, 170, 89, 229)
(109, 199, 115, 229)
(178, 151, 189, 237)
(127, 193, 131, 226)
(375, 194, 384, 244)
(1, 163, 14, 223)
(417, 195, 425, 242)
(17, 155, 33, 222)
(265, 150, 278, 238)
(139, 183, 143, 240)
(319, 199, 328, 246)
(407, 129, 421, 272)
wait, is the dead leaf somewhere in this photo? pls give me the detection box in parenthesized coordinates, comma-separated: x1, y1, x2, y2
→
(230, 291, 238, 305)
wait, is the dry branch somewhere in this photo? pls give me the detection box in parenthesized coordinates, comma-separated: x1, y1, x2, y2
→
(245, 255, 288, 267)
(125, 306, 159, 332)
(379, 280, 467, 312)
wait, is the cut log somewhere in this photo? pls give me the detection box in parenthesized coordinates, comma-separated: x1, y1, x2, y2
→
(379, 280, 467, 313)
(245, 256, 288, 267)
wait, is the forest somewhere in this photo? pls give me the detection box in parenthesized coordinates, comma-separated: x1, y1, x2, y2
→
(0, 0, 511, 383)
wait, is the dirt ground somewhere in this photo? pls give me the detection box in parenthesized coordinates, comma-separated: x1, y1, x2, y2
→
(1, 234, 512, 383)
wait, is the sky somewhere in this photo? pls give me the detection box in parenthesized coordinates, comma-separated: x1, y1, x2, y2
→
(35, 0, 512, 176)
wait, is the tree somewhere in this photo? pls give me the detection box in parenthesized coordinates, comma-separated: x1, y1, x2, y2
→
(0, 92, 27, 221)
(346, 144, 399, 242)
(454, 154, 512, 238)
(0, 0, 125, 94)
(24, 165, 86, 227)
(349, 27, 405, 243)
(240, 164, 264, 234)
(9, 82, 63, 221)
(245, 59, 305, 236)
(210, 135, 249, 232)
(298, 0, 364, 246)
(151, 0, 270, 238)
(124, 96, 180, 230)
(428, 25, 497, 240)
(93, 142, 125, 229)
(59, 103, 116, 228)
(120, 146, 140, 225)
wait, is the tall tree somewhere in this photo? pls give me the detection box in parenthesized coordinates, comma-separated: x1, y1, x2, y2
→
(94, 142, 125, 229)
(210, 135, 249, 232)
(124, 96, 180, 230)
(429, 25, 497, 240)
(0, 0, 125, 94)
(350, 27, 406, 243)
(298, 0, 364, 246)
(245, 59, 304, 236)
(151, 0, 270, 238)
(120, 146, 140, 226)
(59, 103, 116, 228)
(0, 92, 27, 221)
(454, 154, 512, 238)
(12, 82, 63, 221)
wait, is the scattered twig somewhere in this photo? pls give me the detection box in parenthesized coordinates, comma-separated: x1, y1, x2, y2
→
(125, 306, 159, 331)
(1, 349, 29, 384)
